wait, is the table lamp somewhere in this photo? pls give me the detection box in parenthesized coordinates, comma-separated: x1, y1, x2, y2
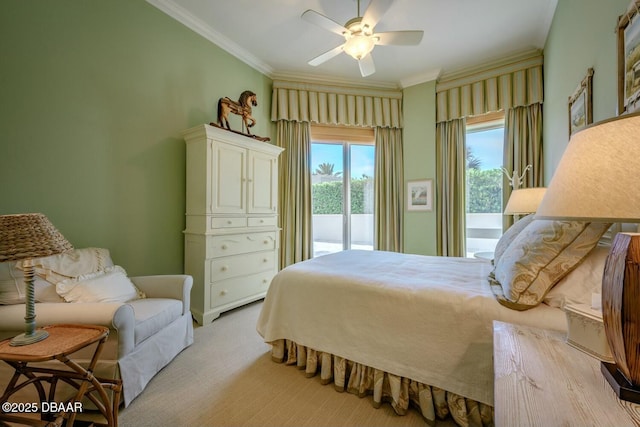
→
(504, 187, 547, 216)
(536, 112, 640, 402)
(0, 213, 73, 346)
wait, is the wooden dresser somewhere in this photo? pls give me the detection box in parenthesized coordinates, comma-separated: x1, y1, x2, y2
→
(493, 320, 640, 426)
(183, 124, 283, 325)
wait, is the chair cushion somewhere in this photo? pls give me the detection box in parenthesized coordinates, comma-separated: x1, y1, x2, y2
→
(128, 298, 183, 346)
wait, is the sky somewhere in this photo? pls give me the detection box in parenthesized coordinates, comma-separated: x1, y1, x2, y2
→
(311, 143, 374, 177)
(466, 127, 504, 170)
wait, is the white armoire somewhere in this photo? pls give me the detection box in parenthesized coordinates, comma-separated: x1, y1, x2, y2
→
(183, 124, 283, 325)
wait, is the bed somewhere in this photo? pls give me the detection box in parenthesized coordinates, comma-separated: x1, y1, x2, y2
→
(256, 218, 611, 427)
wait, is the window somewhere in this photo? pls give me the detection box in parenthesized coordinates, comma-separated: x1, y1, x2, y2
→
(310, 125, 375, 257)
(465, 112, 505, 257)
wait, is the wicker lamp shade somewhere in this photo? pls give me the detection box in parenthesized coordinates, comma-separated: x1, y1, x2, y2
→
(0, 213, 73, 262)
(0, 213, 73, 346)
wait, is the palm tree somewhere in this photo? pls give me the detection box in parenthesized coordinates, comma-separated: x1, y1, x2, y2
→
(466, 147, 482, 170)
(315, 162, 342, 176)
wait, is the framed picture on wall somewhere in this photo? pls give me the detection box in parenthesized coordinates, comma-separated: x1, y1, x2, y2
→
(568, 68, 594, 137)
(407, 179, 433, 211)
(617, 0, 640, 115)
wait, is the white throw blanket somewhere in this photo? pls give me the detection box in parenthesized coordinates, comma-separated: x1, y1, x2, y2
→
(257, 250, 567, 405)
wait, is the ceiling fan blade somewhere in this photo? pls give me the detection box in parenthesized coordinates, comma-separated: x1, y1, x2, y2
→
(375, 30, 424, 46)
(362, 0, 394, 29)
(308, 44, 345, 66)
(358, 54, 375, 77)
(301, 9, 348, 36)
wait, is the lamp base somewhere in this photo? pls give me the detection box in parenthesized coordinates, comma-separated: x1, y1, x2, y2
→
(601, 362, 640, 403)
(10, 329, 49, 347)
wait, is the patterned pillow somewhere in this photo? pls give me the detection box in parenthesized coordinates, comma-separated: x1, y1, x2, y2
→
(489, 220, 611, 310)
(492, 214, 535, 266)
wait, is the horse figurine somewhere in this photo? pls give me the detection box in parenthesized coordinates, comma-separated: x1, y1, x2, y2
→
(217, 90, 257, 135)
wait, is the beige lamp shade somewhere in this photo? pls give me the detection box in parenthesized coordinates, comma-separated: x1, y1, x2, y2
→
(504, 187, 547, 215)
(536, 112, 640, 222)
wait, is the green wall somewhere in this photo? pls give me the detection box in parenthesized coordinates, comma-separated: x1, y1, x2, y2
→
(0, 1, 272, 276)
(543, 0, 630, 179)
(402, 80, 437, 255)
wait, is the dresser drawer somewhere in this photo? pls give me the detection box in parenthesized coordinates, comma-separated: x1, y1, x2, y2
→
(210, 271, 275, 308)
(211, 217, 247, 229)
(209, 251, 275, 282)
(208, 232, 277, 257)
(248, 216, 277, 227)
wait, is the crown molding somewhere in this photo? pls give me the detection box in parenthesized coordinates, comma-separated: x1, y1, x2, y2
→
(146, 0, 274, 76)
(400, 69, 442, 88)
(270, 71, 402, 90)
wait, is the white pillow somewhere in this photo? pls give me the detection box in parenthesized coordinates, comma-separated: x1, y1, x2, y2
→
(544, 244, 610, 309)
(27, 247, 113, 284)
(0, 261, 25, 304)
(1, 261, 65, 304)
(56, 265, 142, 303)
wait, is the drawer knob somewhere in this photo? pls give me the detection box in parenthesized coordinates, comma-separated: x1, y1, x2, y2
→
(263, 240, 269, 244)
(263, 258, 268, 263)
(262, 279, 268, 284)
(221, 266, 228, 271)
(220, 289, 228, 296)
(227, 220, 232, 224)
(221, 245, 228, 250)
(260, 219, 264, 223)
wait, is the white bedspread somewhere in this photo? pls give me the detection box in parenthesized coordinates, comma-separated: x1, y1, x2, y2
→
(256, 250, 567, 405)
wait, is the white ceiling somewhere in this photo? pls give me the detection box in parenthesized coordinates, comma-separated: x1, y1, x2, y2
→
(147, 0, 558, 89)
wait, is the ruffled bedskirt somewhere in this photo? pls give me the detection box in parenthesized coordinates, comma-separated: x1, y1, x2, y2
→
(270, 339, 494, 427)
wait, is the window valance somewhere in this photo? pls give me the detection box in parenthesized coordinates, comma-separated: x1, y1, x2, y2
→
(271, 80, 403, 129)
(436, 53, 543, 123)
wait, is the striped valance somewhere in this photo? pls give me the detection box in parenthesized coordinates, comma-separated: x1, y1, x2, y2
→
(436, 54, 543, 123)
(271, 80, 403, 129)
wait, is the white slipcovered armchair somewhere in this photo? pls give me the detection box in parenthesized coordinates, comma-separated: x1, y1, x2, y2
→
(0, 251, 194, 407)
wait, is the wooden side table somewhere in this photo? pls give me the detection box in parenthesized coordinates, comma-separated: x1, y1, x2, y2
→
(493, 320, 640, 426)
(0, 324, 122, 427)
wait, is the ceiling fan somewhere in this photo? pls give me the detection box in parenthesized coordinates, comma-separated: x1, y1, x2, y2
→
(301, 0, 424, 77)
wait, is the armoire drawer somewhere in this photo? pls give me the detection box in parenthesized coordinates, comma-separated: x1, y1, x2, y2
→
(209, 251, 275, 282)
(211, 217, 247, 229)
(248, 216, 277, 227)
(207, 232, 277, 257)
(210, 271, 275, 308)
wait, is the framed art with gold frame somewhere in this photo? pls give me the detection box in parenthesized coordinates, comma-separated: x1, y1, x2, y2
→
(617, 0, 640, 114)
(568, 68, 594, 137)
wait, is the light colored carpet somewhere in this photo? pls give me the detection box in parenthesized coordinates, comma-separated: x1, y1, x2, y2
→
(119, 301, 457, 427)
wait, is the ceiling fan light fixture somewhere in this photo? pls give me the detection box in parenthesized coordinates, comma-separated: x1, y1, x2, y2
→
(343, 34, 375, 60)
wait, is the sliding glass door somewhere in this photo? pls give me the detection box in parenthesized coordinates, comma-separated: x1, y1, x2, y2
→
(311, 141, 374, 257)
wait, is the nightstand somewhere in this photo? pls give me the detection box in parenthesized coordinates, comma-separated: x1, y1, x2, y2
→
(473, 251, 494, 260)
(493, 320, 640, 426)
(0, 324, 121, 427)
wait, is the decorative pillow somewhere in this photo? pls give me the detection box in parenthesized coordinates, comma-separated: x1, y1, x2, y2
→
(492, 214, 535, 266)
(31, 247, 114, 284)
(0, 261, 26, 304)
(1, 262, 65, 304)
(544, 244, 610, 309)
(56, 265, 143, 303)
(489, 220, 611, 310)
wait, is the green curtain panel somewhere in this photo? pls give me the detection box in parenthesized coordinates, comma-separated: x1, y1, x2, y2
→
(374, 127, 404, 252)
(502, 103, 544, 229)
(436, 118, 467, 257)
(276, 120, 313, 268)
